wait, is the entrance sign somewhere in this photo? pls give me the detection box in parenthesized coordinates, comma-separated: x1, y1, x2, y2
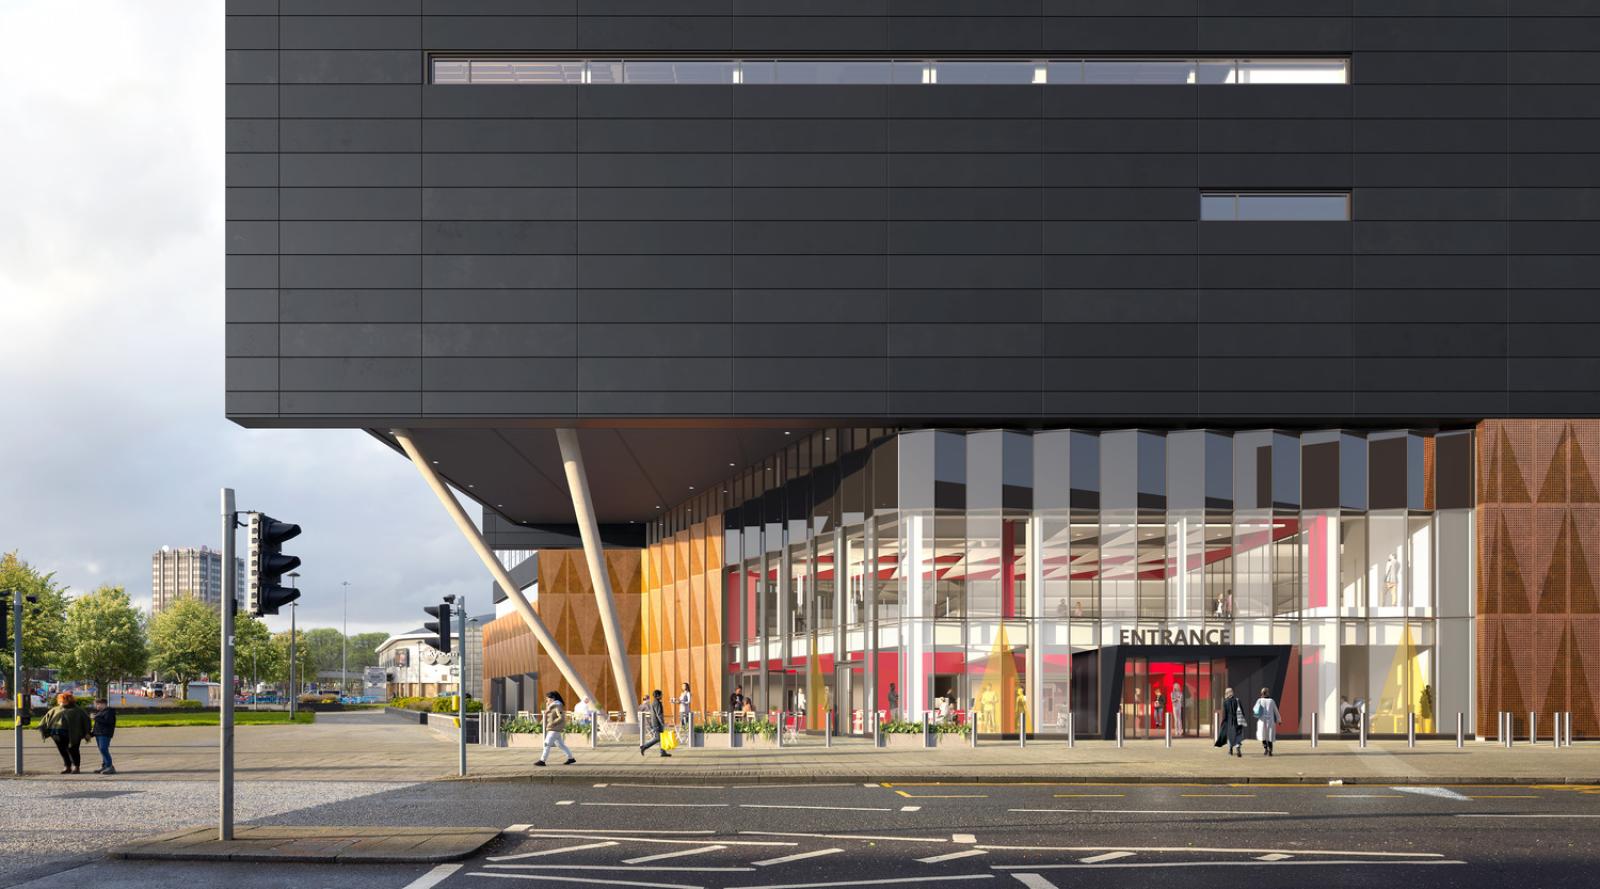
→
(1120, 627, 1232, 646)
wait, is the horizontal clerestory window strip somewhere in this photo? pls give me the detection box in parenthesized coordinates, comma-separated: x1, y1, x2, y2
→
(1200, 193, 1352, 221)
(431, 57, 1349, 86)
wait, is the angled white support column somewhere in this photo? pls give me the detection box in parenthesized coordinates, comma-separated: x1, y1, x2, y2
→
(556, 428, 637, 711)
(391, 428, 597, 706)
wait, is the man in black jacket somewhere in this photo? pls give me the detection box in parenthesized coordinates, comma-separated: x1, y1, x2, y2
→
(1213, 687, 1246, 758)
(90, 699, 117, 775)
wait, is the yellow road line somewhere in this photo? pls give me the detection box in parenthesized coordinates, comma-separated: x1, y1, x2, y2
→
(1053, 794, 1125, 798)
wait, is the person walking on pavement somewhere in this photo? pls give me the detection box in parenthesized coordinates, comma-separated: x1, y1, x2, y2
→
(1214, 687, 1246, 758)
(39, 692, 91, 774)
(1253, 687, 1281, 756)
(536, 691, 576, 767)
(639, 689, 671, 757)
(89, 698, 117, 775)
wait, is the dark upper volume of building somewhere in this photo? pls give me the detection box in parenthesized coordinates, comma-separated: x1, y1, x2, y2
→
(226, 1, 1600, 432)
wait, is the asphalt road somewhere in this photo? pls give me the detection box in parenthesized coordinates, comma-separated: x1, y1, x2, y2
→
(8, 780, 1600, 889)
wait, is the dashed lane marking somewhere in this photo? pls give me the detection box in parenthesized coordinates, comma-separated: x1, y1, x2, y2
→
(729, 877, 994, 889)
(1007, 808, 1290, 816)
(622, 845, 728, 864)
(953, 834, 977, 844)
(752, 848, 845, 867)
(1393, 786, 1471, 801)
(990, 860, 1467, 871)
(486, 865, 753, 873)
(522, 830, 717, 835)
(1053, 794, 1123, 798)
(1078, 852, 1135, 864)
(524, 833, 795, 847)
(1456, 814, 1600, 819)
(556, 800, 575, 805)
(741, 804, 893, 812)
(507, 824, 531, 832)
(1256, 854, 1292, 861)
(1326, 795, 1404, 799)
(899, 806, 921, 812)
(1010, 876, 1058, 889)
(401, 863, 463, 889)
(1181, 794, 1255, 798)
(579, 802, 729, 808)
(893, 790, 987, 799)
(1466, 795, 1539, 799)
(916, 849, 989, 864)
(489, 841, 619, 862)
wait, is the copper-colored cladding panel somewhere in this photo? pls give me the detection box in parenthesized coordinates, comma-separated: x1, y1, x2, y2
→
(636, 517, 726, 715)
(1478, 420, 1600, 737)
(480, 548, 643, 715)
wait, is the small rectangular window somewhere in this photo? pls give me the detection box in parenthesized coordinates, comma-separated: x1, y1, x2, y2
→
(932, 60, 1038, 85)
(1238, 59, 1349, 84)
(1083, 59, 1196, 85)
(1195, 60, 1236, 84)
(1201, 193, 1351, 221)
(433, 59, 469, 84)
(470, 60, 583, 84)
(1046, 60, 1084, 84)
(588, 61, 623, 84)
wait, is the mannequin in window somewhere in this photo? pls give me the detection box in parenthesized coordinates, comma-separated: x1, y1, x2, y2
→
(1384, 554, 1398, 607)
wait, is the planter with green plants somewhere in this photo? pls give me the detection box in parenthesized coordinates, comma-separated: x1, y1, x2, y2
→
(698, 718, 778, 748)
(503, 717, 592, 748)
(878, 718, 970, 747)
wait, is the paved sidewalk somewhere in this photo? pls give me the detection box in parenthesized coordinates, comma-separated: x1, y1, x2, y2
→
(9, 711, 1596, 786)
(111, 826, 498, 863)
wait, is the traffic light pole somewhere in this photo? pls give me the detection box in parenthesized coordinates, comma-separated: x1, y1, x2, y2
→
(457, 597, 467, 778)
(220, 487, 237, 841)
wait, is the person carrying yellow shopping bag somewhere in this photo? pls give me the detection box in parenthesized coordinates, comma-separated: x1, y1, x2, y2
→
(660, 726, 679, 752)
(639, 689, 672, 758)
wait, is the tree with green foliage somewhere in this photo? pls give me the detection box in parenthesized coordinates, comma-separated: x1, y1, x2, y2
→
(348, 632, 389, 669)
(302, 626, 345, 674)
(0, 552, 70, 680)
(235, 614, 283, 692)
(57, 584, 148, 693)
(147, 598, 219, 699)
(272, 629, 316, 694)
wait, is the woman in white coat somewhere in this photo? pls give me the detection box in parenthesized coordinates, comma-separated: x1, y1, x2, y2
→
(1252, 687, 1281, 756)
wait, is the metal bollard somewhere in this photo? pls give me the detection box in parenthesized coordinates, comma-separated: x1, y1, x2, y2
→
(639, 716, 645, 748)
(777, 710, 785, 749)
(1456, 712, 1464, 748)
(1359, 709, 1368, 749)
(1504, 711, 1513, 748)
(1164, 718, 1172, 749)
(590, 714, 597, 749)
(1019, 712, 1026, 749)
(1067, 712, 1075, 748)
(1116, 712, 1125, 748)
(1310, 712, 1318, 748)
(1530, 710, 1537, 746)
(1568, 711, 1575, 748)
(1407, 712, 1416, 748)
(1212, 712, 1220, 742)
(1553, 712, 1560, 749)
(873, 709, 882, 748)
(825, 710, 832, 748)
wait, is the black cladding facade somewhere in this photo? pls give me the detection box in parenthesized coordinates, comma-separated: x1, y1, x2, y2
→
(226, 1, 1600, 427)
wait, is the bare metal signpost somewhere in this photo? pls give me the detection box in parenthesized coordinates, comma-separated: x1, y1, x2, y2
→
(457, 595, 468, 778)
(10, 590, 22, 775)
(220, 488, 237, 840)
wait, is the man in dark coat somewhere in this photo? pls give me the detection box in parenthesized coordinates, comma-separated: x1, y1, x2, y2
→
(1214, 687, 1246, 758)
(91, 698, 118, 774)
(638, 689, 671, 758)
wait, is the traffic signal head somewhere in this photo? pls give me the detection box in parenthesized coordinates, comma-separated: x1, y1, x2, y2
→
(422, 601, 453, 654)
(247, 512, 302, 616)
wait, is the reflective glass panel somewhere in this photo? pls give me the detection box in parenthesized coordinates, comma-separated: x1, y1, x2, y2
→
(934, 60, 1039, 84)
(1235, 194, 1349, 221)
(1199, 194, 1236, 221)
(773, 60, 895, 84)
(1195, 59, 1236, 84)
(624, 60, 737, 83)
(1084, 59, 1196, 84)
(1046, 60, 1084, 84)
(588, 60, 623, 84)
(433, 59, 469, 84)
(472, 60, 583, 84)
(1238, 58, 1349, 84)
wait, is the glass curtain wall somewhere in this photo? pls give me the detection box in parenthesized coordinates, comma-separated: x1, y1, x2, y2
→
(648, 427, 1474, 738)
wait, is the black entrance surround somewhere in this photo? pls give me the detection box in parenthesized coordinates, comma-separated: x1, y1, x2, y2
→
(1090, 645, 1292, 740)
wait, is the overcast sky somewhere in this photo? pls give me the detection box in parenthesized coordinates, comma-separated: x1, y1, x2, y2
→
(0, 3, 484, 636)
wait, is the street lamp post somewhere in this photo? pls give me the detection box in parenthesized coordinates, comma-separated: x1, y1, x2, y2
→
(340, 580, 349, 698)
(287, 572, 299, 719)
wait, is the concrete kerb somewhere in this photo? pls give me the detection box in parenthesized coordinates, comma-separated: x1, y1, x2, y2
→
(448, 772, 1600, 787)
(110, 826, 501, 864)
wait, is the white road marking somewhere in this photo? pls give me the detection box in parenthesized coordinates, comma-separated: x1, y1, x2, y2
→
(525, 830, 717, 835)
(753, 848, 845, 867)
(623, 846, 728, 864)
(557, 800, 575, 806)
(489, 841, 619, 862)
(468, 873, 701, 888)
(742, 831, 948, 844)
(735, 783, 857, 790)
(1456, 814, 1600, 819)
(1007, 808, 1289, 816)
(580, 802, 730, 808)
(740, 804, 893, 813)
(864, 783, 881, 788)
(917, 849, 989, 864)
(1078, 851, 1134, 864)
(402, 863, 463, 889)
(1010, 876, 1058, 889)
(610, 784, 726, 790)
(953, 833, 978, 844)
(487, 865, 752, 873)
(1393, 786, 1471, 801)
(1329, 795, 1402, 799)
(525, 833, 795, 847)
(899, 806, 921, 812)
(729, 877, 994, 889)
(989, 860, 1466, 870)
(1256, 854, 1292, 861)
(507, 824, 531, 832)
(979, 844, 1443, 859)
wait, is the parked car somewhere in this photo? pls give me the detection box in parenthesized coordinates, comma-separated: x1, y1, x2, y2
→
(146, 682, 166, 698)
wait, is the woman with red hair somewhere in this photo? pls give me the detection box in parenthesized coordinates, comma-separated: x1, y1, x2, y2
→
(38, 692, 91, 774)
